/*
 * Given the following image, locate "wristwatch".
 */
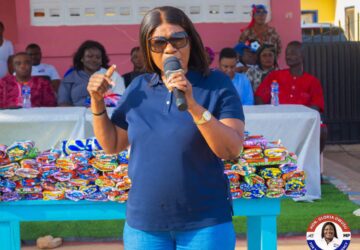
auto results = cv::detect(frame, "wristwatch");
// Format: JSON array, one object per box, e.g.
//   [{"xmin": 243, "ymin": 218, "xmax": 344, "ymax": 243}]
[{"xmin": 194, "ymin": 110, "xmax": 212, "ymax": 125}]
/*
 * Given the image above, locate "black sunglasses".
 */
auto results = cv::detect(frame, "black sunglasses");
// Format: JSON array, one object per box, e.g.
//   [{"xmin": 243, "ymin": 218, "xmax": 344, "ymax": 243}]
[{"xmin": 148, "ymin": 31, "xmax": 189, "ymax": 53}]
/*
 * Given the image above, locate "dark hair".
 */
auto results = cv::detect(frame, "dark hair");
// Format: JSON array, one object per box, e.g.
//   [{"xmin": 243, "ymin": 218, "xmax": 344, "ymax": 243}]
[
  {"xmin": 13, "ymin": 52, "xmax": 30, "ymax": 59},
  {"xmin": 205, "ymin": 46, "xmax": 215, "ymax": 64},
  {"xmin": 0, "ymin": 21, "xmax": 4, "ymax": 29},
  {"xmin": 256, "ymin": 44, "xmax": 278, "ymax": 70},
  {"xmin": 7, "ymin": 55, "xmax": 13, "ymax": 64},
  {"xmin": 139, "ymin": 6, "xmax": 209, "ymax": 75},
  {"xmin": 130, "ymin": 46, "xmax": 140, "ymax": 56},
  {"xmin": 26, "ymin": 43, "xmax": 41, "ymax": 50},
  {"xmin": 73, "ymin": 40, "xmax": 109, "ymax": 71},
  {"xmin": 287, "ymin": 41, "xmax": 302, "ymax": 50},
  {"xmin": 321, "ymin": 222, "xmax": 338, "ymax": 239},
  {"xmin": 219, "ymin": 47, "xmax": 237, "ymax": 61},
  {"xmin": 7, "ymin": 55, "xmax": 14, "ymax": 74}
]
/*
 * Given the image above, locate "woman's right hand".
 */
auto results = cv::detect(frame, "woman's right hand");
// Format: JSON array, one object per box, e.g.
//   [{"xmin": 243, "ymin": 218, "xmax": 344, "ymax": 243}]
[{"xmin": 87, "ymin": 74, "xmax": 113, "ymax": 102}]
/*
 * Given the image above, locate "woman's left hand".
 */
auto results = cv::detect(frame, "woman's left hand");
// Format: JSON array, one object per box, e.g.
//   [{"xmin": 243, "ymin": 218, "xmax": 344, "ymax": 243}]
[{"xmin": 166, "ymin": 72, "xmax": 197, "ymax": 110}]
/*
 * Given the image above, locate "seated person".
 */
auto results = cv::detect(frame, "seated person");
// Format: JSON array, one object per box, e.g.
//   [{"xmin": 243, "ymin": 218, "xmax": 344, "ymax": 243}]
[
  {"xmin": 219, "ymin": 47, "xmax": 254, "ymax": 105},
  {"xmin": 122, "ymin": 46, "xmax": 145, "ymax": 87},
  {"xmin": 58, "ymin": 40, "xmax": 125, "ymax": 106},
  {"xmin": 0, "ymin": 21, "xmax": 14, "ymax": 78},
  {"xmin": 255, "ymin": 41, "xmax": 327, "ymax": 154},
  {"xmin": 0, "ymin": 52, "xmax": 56, "ymax": 108},
  {"xmin": 255, "ymin": 41, "xmax": 324, "ymax": 112},
  {"xmin": 234, "ymin": 40, "xmax": 260, "ymax": 73},
  {"xmin": 246, "ymin": 44, "xmax": 278, "ymax": 92},
  {"xmin": 26, "ymin": 43, "xmax": 61, "ymax": 93},
  {"xmin": 63, "ymin": 66, "xmax": 74, "ymax": 78}
]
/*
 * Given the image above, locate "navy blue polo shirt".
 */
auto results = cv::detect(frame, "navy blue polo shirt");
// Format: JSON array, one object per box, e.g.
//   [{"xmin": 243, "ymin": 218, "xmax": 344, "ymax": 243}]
[{"xmin": 111, "ymin": 70, "xmax": 244, "ymax": 231}]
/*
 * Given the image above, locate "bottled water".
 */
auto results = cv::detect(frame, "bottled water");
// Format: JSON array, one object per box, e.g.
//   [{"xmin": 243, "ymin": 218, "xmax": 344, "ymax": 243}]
[
  {"xmin": 22, "ymin": 84, "xmax": 32, "ymax": 108},
  {"xmin": 271, "ymin": 80, "xmax": 279, "ymax": 106}
]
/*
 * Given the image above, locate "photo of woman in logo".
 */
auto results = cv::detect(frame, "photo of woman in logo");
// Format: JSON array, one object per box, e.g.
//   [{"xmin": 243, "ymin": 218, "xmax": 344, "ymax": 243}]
[{"xmin": 319, "ymin": 222, "xmax": 342, "ymax": 249}]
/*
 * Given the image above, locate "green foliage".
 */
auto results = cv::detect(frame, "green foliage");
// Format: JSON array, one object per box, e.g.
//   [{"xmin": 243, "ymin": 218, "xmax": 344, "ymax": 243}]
[
  {"xmin": 21, "ymin": 184, "xmax": 359, "ymax": 240},
  {"xmin": 234, "ymin": 184, "xmax": 360, "ymax": 234}
]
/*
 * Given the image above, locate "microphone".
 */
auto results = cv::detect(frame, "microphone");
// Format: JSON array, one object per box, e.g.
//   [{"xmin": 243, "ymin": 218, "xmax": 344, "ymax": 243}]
[{"xmin": 163, "ymin": 57, "xmax": 188, "ymax": 111}]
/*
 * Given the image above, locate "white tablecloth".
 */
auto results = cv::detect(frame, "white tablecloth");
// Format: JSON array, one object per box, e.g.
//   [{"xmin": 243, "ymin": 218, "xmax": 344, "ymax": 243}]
[
  {"xmin": 0, "ymin": 107, "xmax": 86, "ymax": 150},
  {"xmin": 0, "ymin": 105, "xmax": 320, "ymax": 199},
  {"xmin": 243, "ymin": 105, "xmax": 321, "ymax": 200}
]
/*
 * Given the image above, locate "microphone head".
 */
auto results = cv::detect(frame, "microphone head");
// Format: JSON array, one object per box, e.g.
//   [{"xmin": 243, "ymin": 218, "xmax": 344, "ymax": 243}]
[{"xmin": 164, "ymin": 56, "xmax": 182, "ymax": 74}]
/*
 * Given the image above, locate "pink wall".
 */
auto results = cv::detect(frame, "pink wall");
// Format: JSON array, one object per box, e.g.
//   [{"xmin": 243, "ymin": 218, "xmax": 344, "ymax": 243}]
[
  {"xmin": 0, "ymin": 0, "xmax": 18, "ymax": 43},
  {"xmin": 5, "ymin": 0, "xmax": 301, "ymax": 76}
]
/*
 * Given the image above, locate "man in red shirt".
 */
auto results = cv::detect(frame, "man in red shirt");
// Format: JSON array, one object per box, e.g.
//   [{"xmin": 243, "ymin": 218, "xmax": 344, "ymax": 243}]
[
  {"xmin": 255, "ymin": 41, "xmax": 324, "ymax": 112},
  {"xmin": 255, "ymin": 41, "xmax": 327, "ymax": 161},
  {"xmin": 0, "ymin": 52, "xmax": 56, "ymax": 108}
]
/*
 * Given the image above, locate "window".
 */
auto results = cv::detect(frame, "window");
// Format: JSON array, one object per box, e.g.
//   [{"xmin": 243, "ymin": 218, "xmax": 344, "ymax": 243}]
[
  {"xmin": 345, "ymin": 6, "xmax": 355, "ymax": 41},
  {"xmin": 30, "ymin": 0, "xmax": 271, "ymax": 26},
  {"xmin": 301, "ymin": 11, "xmax": 318, "ymax": 24}
]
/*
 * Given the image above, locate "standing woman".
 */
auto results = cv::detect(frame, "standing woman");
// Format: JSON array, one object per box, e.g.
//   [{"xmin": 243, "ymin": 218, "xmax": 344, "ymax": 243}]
[
  {"xmin": 239, "ymin": 4, "xmax": 282, "ymax": 57},
  {"xmin": 246, "ymin": 44, "xmax": 278, "ymax": 92},
  {"xmin": 88, "ymin": 6, "xmax": 244, "ymax": 250}
]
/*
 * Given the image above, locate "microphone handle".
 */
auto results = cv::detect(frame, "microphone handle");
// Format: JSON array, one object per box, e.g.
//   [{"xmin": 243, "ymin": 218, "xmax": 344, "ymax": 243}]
[{"xmin": 173, "ymin": 88, "xmax": 188, "ymax": 111}]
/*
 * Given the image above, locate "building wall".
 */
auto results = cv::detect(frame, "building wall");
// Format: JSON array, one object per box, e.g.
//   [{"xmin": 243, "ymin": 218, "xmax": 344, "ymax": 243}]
[
  {"xmin": 301, "ymin": 0, "xmax": 336, "ymax": 23},
  {"xmin": 0, "ymin": 0, "xmax": 18, "ymax": 43},
  {"xmin": 2, "ymin": 0, "xmax": 301, "ymax": 76},
  {"xmin": 335, "ymin": 0, "xmax": 360, "ymax": 41}
]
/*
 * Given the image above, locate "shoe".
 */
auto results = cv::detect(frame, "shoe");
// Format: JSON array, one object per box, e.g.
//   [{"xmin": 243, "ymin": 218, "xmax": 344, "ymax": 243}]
[{"xmin": 36, "ymin": 235, "xmax": 62, "ymax": 249}]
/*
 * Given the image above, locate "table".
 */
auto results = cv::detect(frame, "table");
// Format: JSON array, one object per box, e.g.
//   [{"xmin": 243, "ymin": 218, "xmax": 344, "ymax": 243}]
[
  {"xmin": 0, "ymin": 107, "xmax": 87, "ymax": 151},
  {"xmin": 0, "ymin": 198, "xmax": 280, "ymax": 250},
  {"xmin": 243, "ymin": 105, "xmax": 321, "ymax": 200},
  {"xmin": 0, "ymin": 105, "xmax": 320, "ymax": 199}
]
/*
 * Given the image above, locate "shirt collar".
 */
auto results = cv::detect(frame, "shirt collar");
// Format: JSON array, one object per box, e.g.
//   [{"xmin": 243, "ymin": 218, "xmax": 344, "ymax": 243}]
[{"xmin": 148, "ymin": 73, "xmax": 163, "ymax": 87}]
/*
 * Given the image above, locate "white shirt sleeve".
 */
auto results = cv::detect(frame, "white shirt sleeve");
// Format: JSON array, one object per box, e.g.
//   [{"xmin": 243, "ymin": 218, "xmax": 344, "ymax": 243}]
[
  {"xmin": 110, "ymin": 71, "xmax": 126, "ymax": 95},
  {"xmin": 96, "ymin": 68, "xmax": 126, "ymax": 95},
  {"xmin": 0, "ymin": 40, "xmax": 14, "ymax": 78},
  {"xmin": 48, "ymin": 64, "xmax": 60, "ymax": 80}
]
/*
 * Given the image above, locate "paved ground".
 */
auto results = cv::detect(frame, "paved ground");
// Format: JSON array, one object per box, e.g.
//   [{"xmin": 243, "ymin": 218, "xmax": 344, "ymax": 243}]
[
  {"xmin": 21, "ymin": 144, "xmax": 360, "ymax": 250},
  {"xmin": 22, "ymin": 236, "xmax": 360, "ymax": 250},
  {"xmin": 323, "ymin": 144, "xmax": 360, "ymax": 206},
  {"xmin": 324, "ymin": 144, "xmax": 360, "ymax": 175}
]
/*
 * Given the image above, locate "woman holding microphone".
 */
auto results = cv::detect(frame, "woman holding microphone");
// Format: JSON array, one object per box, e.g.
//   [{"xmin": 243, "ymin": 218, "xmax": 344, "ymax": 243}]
[{"xmin": 87, "ymin": 6, "xmax": 245, "ymax": 250}]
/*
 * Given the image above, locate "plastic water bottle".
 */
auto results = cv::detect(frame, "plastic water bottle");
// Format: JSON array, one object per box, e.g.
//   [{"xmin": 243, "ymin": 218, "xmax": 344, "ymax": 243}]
[
  {"xmin": 22, "ymin": 84, "xmax": 32, "ymax": 108},
  {"xmin": 271, "ymin": 80, "xmax": 279, "ymax": 106}
]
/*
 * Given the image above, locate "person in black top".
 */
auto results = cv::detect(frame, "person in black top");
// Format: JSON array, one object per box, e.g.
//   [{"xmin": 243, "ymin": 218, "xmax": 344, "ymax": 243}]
[{"xmin": 122, "ymin": 46, "xmax": 145, "ymax": 87}]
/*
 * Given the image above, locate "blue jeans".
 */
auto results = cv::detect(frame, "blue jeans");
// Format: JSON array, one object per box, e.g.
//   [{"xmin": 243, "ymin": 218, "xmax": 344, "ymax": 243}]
[{"xmin": 123, "ymin": 221, "xmax": 236, "ymax": 250}]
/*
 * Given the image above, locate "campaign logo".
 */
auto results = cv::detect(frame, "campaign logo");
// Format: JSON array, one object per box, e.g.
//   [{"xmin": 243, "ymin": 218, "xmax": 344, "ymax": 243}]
[{"xmin": 306, "ymin": 214, "xmax": 351, "ymax": 249}]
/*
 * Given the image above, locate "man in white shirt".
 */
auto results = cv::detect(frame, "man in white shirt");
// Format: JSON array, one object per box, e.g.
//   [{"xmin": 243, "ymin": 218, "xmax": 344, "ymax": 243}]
[
  {"xmin": 0, "ymin": 21, "xmax": 14, "ymax": 78},
  {"xmin": 26, "ymin": 43, "xmax": 60, "ymax": 93}
]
